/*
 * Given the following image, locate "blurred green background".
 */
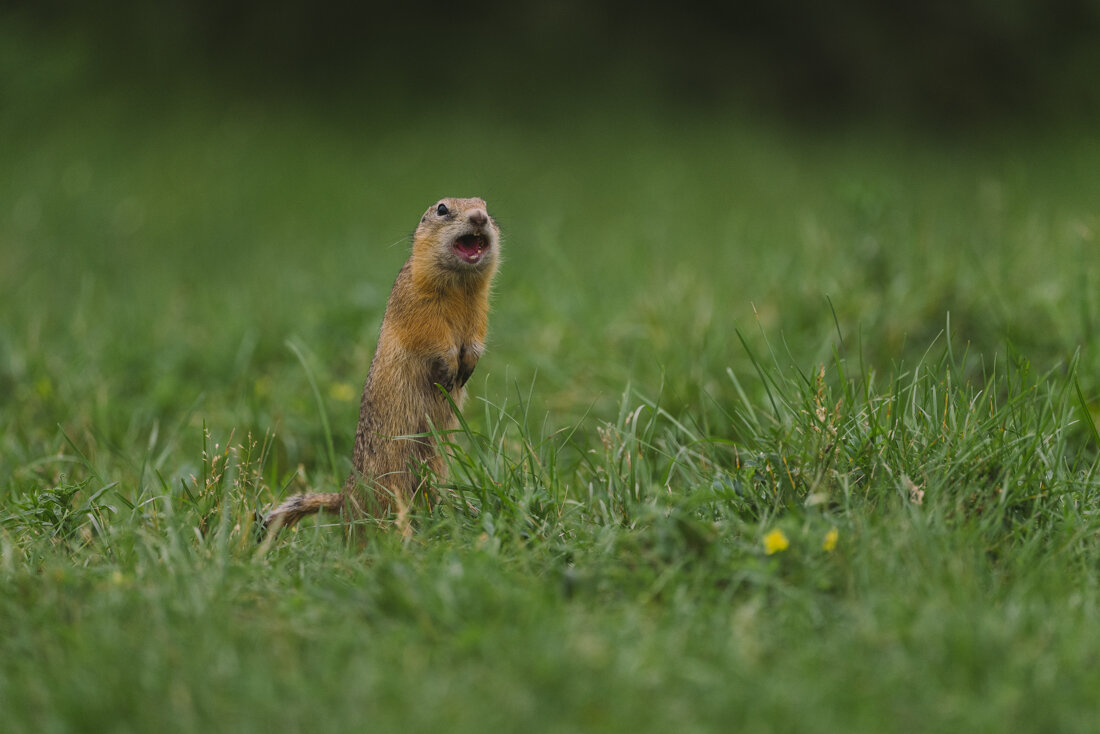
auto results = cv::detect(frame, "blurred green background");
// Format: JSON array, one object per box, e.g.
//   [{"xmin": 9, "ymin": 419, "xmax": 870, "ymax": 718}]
[
  {"xmin": 3, "ymin": 0, "xmax": 1099, "ymax": 480},
  {"xmin": 8, "ymin": 0, "xmax": 1100, "ymax": 123}
]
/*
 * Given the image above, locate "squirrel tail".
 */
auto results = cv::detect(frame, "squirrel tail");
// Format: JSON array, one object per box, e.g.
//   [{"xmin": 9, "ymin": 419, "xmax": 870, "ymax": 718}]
[{"xmin": 260, "ymin": 492, "xmax": 344, "ymax": 537}]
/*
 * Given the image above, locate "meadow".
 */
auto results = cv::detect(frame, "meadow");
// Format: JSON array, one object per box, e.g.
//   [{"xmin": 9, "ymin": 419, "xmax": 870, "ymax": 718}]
[{"xmin": 3, "ymin": 31, "xmax": 1100, "ymax": 732}]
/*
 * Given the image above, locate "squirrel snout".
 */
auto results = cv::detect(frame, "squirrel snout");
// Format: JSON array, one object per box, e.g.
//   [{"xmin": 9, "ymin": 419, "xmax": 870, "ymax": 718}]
[{"xmin": 467, "ymin": 209, "xmax": 489, "ymax": 228}]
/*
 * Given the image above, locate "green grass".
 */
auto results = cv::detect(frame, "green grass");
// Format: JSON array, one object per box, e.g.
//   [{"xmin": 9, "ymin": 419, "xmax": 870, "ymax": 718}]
[{"xmin": 3, "ymin": 30, "xmax": 1100, "ymax": 733}]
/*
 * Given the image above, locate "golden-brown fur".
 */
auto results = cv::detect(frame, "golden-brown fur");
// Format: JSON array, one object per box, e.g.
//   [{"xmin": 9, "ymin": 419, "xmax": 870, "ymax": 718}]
[{"xmin": 263, "ymin": 197, "xmax": 500, "ymax": 534}]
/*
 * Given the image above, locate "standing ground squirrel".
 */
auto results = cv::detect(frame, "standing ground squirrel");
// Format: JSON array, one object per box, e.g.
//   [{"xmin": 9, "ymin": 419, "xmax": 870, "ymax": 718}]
[{"xmin": 263, "ymin": 197, "xmax": 501, "ymax": 533}]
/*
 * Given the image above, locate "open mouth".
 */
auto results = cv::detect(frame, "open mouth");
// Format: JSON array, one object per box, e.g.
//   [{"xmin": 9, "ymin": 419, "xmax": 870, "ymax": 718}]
[{"xmin": 453, "ymin": 234, "xmax": 489, "ymax": 264}]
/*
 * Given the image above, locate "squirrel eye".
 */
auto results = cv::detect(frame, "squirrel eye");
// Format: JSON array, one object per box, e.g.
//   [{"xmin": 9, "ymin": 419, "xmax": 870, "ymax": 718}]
[{"xmin": 436, "ymin": 203, "xmax": 449, "ymax": 216}]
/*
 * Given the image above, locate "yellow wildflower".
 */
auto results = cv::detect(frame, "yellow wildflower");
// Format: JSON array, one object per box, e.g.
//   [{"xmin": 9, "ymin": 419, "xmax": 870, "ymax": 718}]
[
  {"xmin": 823, "ymin": 527, "xmax": 838, "ymax": 552},
  {"xmin": 763, "ymin": 529, "xmax": 789, "ymax": 555}
]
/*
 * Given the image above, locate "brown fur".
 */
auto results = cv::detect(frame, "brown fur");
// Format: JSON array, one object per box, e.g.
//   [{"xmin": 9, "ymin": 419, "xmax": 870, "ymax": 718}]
[{"xmin": 262, "ymin": 197, "xmax": 500, "ymax": 535}]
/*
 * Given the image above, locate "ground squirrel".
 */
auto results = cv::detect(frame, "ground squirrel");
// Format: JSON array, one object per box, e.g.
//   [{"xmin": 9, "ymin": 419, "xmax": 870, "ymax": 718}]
[{"xmin": 263, "ymin": 197, "xmax": 501, "ymax": 533}]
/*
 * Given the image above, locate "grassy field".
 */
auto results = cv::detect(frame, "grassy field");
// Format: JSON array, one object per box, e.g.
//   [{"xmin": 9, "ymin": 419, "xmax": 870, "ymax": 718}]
[{"xmin": 3, "ymin": 31, "xmax": 1100, "ymax": 732}]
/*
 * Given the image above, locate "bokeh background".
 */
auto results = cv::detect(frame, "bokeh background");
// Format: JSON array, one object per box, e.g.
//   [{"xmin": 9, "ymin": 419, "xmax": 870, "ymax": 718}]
[
  {"xmin": 9, "ymin": 0, "xmax": 1100, "ymax": 124},
  {"xmin": 3, "ymin": 1, "xmax": 1100, "ymax": 474}
]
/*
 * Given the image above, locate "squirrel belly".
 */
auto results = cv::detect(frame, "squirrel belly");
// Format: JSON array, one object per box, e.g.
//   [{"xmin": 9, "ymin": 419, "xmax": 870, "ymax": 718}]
[{"xmin": 262, "ymin": 197, "xmax": 501, "ymax": 536}]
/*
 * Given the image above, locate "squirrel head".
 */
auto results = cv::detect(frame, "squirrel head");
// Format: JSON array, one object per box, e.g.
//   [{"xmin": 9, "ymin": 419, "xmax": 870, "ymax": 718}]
[{"xmin": 412, "ymin": 197, "xmax": 501, "ymax": 280}]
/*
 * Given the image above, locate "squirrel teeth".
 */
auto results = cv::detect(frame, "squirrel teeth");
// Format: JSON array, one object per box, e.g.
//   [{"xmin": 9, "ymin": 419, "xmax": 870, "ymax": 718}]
[{"xmin": 453, "ymin": 234, "xmax": 488, "ymax": 262}]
